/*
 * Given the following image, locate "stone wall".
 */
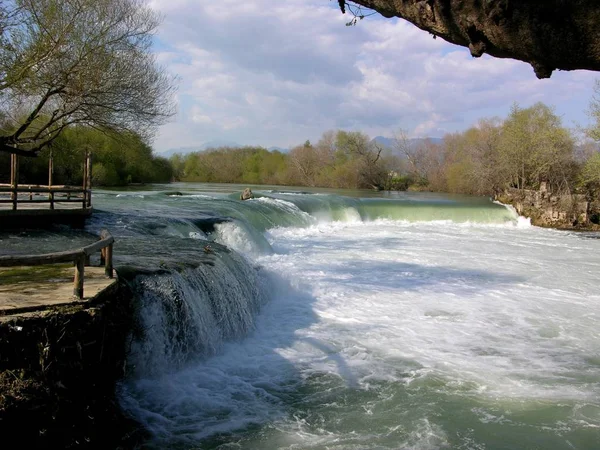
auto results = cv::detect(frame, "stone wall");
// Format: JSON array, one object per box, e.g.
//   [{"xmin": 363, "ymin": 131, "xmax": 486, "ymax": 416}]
[{"xmin": 496, "ymin": 185, "xmax": 600, "ymax": 229}]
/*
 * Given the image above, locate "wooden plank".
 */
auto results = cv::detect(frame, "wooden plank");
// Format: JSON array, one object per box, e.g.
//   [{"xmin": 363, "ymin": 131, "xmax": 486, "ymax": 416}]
[
  {"xmin": 83, "ymin": 236, "xmax": 114, "ymax": 256},
  {"xmin": 0, "ymin": 198, "xmax": 84, "ymax": 204},
  {"xmin": 0, "ymin": 249, "xmax": 82, "ymax": 267},
  {"xmin": 0, "ymin": 186, "xmax": 86, "ymax": 193},
  {"xmin": 0, "ymin": 184, "xmax": 68, "ymax": 188},
  {"xmin": 0, "ymin": 267, "xmax": 117, "ymax": 317}
]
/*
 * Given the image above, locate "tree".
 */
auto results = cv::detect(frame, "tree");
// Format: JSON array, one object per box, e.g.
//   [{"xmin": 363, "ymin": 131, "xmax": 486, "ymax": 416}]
[
  {"xmin": 443, "ymin": 118, "xmax": 503, "ymax": 195},
  {"xmin": 336, "ymin": 130, "xmax": 387, "ymax": 190},
  {"xmin": 587, "ymin": 79, "xmax": 600, "ymax": 143},
  {"xmin": 392, "ymin": 130, "xmax": 426, "ymax": 183},
  {"xmin": 288, "ymin": 143, "xmax": 319, "ymax": 186},
  {"xmin": 498, "ymin": 103, "xmax": 574, "ymax": 192},
  {"xmin": 577, "ymin": 80, "xmax": 600, "ymax": 197},
  {"xmin": 0, "ymin": 0, "xmax": 175, "ymax": 156},
  {"xmin": 579, "ymin": 152, "xmax": 600, "ymax": 187},
  {"xmin": 391, "ymin": 131, "xmax": 446, "ymax": 189}
]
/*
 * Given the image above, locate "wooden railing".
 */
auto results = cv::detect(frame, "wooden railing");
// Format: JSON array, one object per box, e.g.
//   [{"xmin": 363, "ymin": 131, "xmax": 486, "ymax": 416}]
[
  {"xmin": 0, "ymin": 151, "xmax": 92, "ymax": 210},
  {"xmin": 0, "ymin": 230, "xmax": 114, "ymax": 299},
  {"xmin": 0, "ymin": 184, "xmax": 91, "ymax": 210}
]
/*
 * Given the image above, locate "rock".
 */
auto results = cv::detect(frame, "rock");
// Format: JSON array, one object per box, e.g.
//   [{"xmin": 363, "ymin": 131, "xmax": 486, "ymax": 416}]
[
  {"xmin": 240, "ymin": 188, "xmax": 254, "ymax": 201},
  {"xmin": 499, "ymin": 187, "xmax": 600, "ymax": 230},
  {"xmin": 345, "ymin": 0, "xmax": 600, "ymax": 79}
]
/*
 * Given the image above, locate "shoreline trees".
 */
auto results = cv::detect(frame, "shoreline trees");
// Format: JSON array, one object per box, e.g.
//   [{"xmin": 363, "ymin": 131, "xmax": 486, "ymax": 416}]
[
  {"xmin": 0, "ymin": 0, "xmax": 175, "ymax": 156},
  {"xmin": 173, "ymin": 99, "xmax": 599, "ymax": 199}
]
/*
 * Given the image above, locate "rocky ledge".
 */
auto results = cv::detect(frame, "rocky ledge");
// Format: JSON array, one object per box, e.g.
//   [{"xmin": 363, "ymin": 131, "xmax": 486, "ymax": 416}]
[
  {"xmin": 496, "ymin": 186, "xmax": 600, "ymax": 230},
  {"xmin": 0, "ymin": 281, "xmax": 144, "ymax": 449},
  {"xmin": 344, "ymin": 0, "xmax": 600, "ymax": 78}
]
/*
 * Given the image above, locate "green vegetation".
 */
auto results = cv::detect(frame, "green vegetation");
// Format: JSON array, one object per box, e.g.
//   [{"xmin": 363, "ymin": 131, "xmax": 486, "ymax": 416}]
[
  {"xmin": 0, "ymin": 0, "xmax": 175, "ymax": 157},
  {"xmin": 428, "ymin": 103, "xmax": 579, "ymax": 196},
  {"xmin": 0, "ymin": 127, "xmax": 173, "ymax": 186},
  {"xmin": 172, "ymin": 147, "xmax": 287, "ymax": 185},
  {"xmin": 1, "ymin": 0, "xmax": 597, "ymax": 194},
  {"xmin": 0, "ymin": 264, "xmax": 72, "ymax": 287},
  {"xmin": 174, "ymin": 131, "xmax": 392, "ymax": 190},
  {"xmin": 172, "ymin": 99, "xmax": 599, "ymax": 199}
]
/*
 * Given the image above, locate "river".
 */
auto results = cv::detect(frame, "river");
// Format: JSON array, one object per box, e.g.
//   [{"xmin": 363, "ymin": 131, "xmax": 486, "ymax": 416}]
[{"xmin": 4, "ymin": 183, "xmax": 600, "ymax": 449}]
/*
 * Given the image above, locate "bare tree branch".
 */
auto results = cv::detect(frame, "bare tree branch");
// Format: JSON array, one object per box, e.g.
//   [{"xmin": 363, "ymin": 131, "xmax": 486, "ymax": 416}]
[{"xmin": 0, "ymin": 0, "xmax": 177, "ymax": 155}]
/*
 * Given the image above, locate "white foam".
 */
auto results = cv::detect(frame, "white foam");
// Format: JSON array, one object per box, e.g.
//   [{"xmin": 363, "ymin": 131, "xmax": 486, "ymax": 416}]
[
  {"xmin": 116, "ymin": 193, "xmax": 145, "ymax": 198},
  {"xmin": 494, "ymin": 200, "xmax": 532, "ymax": 228},
  {"xmin": 123, "ymin": 217, "xmax": 600, "ymax": 447},
  {"xmin": 213, "ymin": 221, "xmax": 272, "ymax": 258}
]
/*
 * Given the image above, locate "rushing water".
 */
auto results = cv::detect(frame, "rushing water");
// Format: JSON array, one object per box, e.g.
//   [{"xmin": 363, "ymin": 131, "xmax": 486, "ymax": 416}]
[{"xmin": 3, "ymin": 183, "xmax": 600, "ymax": 449}]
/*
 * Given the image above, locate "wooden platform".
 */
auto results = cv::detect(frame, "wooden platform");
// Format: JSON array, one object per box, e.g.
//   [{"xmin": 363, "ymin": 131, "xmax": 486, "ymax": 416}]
[
  {"xmin": 0, "ymin": 265, "xmax": 117, "ymax": 319},
  {"xmin": 0, "ymin": 203, "xmax": 92, "ymax": 228},
  {"xmin": 0, "ymin": 201, "xmax": 89, "ymax": 211},
  {"xmin": 1, "ymin": 149, "xmax": 93, "ymax": 228}
]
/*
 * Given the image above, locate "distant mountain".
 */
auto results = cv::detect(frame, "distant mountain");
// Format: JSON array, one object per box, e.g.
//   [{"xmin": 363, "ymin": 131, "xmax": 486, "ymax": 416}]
[
  {"xmin": 372, "ymin": 136, "xmax": 444, "ymax": 150},
  {"xmin": 158, "ymin": 140, "xmax": 240, "ymax": 158},
  {"xmin": 268, "ymin": 146, "xmax": 289, "ymax": 153}
]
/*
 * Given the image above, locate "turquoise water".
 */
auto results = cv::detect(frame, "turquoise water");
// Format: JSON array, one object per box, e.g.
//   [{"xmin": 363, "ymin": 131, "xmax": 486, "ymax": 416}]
[{"xmin": 2, "ymin": 183, "xmax": 599, "ymax": 449}]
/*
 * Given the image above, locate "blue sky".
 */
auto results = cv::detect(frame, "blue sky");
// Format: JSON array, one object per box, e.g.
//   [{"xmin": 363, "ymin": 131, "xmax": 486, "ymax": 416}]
[{"xmin": 149, "ymin": 0, "xmax": 598, "ymax": 153}]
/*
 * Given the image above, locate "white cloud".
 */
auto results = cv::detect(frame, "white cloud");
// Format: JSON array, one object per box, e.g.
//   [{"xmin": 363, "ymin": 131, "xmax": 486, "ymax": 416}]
[{"xmin": 150, "ymin": 0, "xmax": 598, "ymax": 152}]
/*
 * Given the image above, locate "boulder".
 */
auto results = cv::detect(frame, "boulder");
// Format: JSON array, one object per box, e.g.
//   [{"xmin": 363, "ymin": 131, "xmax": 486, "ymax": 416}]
[{"xmin": 240, "ymin": 188, "xmax": 254, "ymax": 201}]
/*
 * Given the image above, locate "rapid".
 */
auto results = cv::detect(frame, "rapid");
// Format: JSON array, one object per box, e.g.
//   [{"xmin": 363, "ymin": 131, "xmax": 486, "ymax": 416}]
[{"xmin": 8, "ymin": 183, "xmax": 600, "ymax": 449}]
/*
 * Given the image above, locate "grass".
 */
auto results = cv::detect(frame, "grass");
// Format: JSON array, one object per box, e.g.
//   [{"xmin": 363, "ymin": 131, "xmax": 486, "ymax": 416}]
[{"xmin": 0, "ymin": 264, "xmax": 73, "ymax": 286}]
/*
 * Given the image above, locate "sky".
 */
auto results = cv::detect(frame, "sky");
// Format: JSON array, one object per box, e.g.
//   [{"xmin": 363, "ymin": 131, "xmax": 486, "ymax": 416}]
[{"xmin": 149, "ymin": 0, "xmax": 599, "ymax": 153}]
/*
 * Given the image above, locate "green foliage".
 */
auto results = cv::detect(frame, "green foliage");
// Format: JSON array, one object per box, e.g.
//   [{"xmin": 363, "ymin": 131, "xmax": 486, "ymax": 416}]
[
  {"xmin": 579, "ymin": 152, "xmax": 600, "ymax": 187},
  {"xmin": 498, "ymin": 103, "xmax": 574, "ymax": 191},
  {"xmin": 177, "ymin": 146, "xmax": 288, "ymax": 185},
  {"xmin": 1, "ymin": 125, "xmax": 173, "ymax": 186},
  {"xmin": 176, "ymin": 131, "xmax": 391, "ymax": 190},
  {"xmin": 587, "ymin": 80, "xmax": 600, "ymax": 142},
  {"xmin": 0, "ymin": 0, "xmax": 175, "ymax": 154},
  {"xmin": 410, "ymin": 103, "xmax": 578, "ymax": 196}
]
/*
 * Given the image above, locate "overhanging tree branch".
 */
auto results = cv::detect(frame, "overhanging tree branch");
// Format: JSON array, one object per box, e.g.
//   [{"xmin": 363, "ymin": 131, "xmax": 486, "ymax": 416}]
[
  {"xmin": 0, "ymin": 0, "xmax": 177, "ymax": 155},
  {"xmin": 337, "ymin": 0, "xmax": 600, "ymax": 78}
]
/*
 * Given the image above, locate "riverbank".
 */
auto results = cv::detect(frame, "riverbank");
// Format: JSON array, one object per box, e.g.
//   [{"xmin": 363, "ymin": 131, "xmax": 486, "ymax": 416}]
[
  {"xmin": 495, "ymin": 187, "xmax": 600, "ymax": 231},
  {"xmin": 0, "ymin": 278, "xmax": 144, "ymax": 449}
]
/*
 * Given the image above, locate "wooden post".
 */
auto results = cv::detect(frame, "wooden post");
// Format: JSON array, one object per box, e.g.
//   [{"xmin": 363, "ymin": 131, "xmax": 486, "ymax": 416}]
[
  {"xmin": 100, "ymin": 229, "xmax": 114, "ymax": 278},
  {"xmin": 73, "ymin": 254, "xmax": 85, "ymax": 299},
  {"xmin": 86, "ymin": 151, "xmax": 92, "ymax": 208},
  {"xmin": 49, "ymin": 151, "xmax": 54, "ymax": 209},
  {"xmin": 104, "ymin": 243, "xmax": 113, "ymax": 278},
  {"xmin": 82, "ymin": 151, "xmax": 88, "ymax": 209},
  {"xmin": 10, "ymin": 154, "xmax": 18, "ymax": 210}
]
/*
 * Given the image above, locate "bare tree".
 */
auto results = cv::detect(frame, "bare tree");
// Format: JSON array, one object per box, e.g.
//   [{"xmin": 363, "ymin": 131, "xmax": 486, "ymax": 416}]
[
  {"xmin": 336, "ymin": 130, "xmax": 386, "ymax": 190},
  {"xmin": 586, "ymin": 79, "xmax": 600, "ymax": 143},
  {"xmin": 288, "ymin": 142, "xmax": 320, "ymax": 186},
  {"xmin": 0, "ymin": 0, "xmax": 176, "ymax": 156}
]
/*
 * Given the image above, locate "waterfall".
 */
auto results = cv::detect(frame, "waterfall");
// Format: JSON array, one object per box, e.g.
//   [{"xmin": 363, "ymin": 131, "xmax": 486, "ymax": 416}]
[{"xmin": 126, "ymin": 247, "xmax": 270, "ymax": 378}]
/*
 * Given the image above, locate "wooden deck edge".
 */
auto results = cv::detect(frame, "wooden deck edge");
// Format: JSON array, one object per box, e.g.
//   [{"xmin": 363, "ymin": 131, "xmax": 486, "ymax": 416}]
[
  {"xmin": 0, "ymin": 207, "xmax": 93, "ymax": 229},
  {"xmin": 0, "ymin": 207, "xmax": 93, "ymax": 217},
  {"xmin": 0, "ymin": 276, "xmax": 119, "ymax": 319}
]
